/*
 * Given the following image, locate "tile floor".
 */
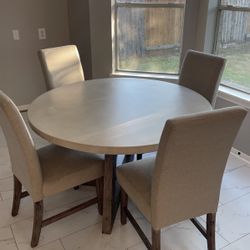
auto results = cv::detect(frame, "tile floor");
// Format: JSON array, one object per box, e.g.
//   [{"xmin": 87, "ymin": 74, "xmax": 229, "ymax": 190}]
[{"xmin": 0, "ymin": 113, "xmax": 250, "ymax": 250}]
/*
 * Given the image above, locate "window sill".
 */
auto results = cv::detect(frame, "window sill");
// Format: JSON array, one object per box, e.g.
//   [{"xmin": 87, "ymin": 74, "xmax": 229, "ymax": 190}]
[
  {"xmin": 111, "ymin": 71, "xmax": 179, "ymax": 83},
  {"xmin": 111, "ymin": 71, "xmax": 250, "ymax": 109},
  {"xmin": 218, "ymin": 86, "xmax": 250, "ymax": 109}
]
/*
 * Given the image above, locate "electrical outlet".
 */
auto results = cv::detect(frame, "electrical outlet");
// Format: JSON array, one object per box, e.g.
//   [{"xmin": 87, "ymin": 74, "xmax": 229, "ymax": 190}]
[
  {"xmin": 12, "ymin": 29, "xmax": 20, "ymax": 40},
  {"xmin": 38, "ymin": 28, "xmax": 46, "ymax": 40}
]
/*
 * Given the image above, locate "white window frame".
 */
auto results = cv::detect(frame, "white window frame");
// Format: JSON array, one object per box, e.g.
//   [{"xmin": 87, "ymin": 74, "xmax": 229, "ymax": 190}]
[
  {"xmin": 112, "ymin": 1, "xmax": 185, "ymax": 75},
  {"xmin": 213, "ymin": 2, "xmax": 250, "ymax": 94}
]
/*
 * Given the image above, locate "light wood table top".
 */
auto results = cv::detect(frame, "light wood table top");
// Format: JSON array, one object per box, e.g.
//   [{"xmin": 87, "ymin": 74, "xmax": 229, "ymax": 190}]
[
  {"xmin": 28, "ymin": 78, "xmax": 212, "ymax": 155},
  {"xmin": 28, "ymin": 77, "xmax": 212, "ymax": 234}
]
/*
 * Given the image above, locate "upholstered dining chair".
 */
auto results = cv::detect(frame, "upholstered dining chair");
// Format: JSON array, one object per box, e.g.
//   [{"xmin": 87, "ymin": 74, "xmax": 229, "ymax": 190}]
[
  {"xmin": 117, "ymin": 107, "xmax": 246, "ymax": 250},
  {"xmin": 179, "ymin": 50, "xmax": 226, "ymax": 107},
  {"xmin": 38, "ymin": 45, "xmax": 85, "ymax": 90},
  {"xmin": 0, "ymin": 90, "xmax": 103, "ymax": 248},
  {"xmin": 136, "ymin": 50, "xmax": 226, "ymax": 161}
]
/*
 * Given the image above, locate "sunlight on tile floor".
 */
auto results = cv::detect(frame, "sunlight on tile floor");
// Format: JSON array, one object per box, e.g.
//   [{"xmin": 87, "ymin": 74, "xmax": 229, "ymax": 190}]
[{"xmin": 0, "ymin": 115, "xmax": 249, "ymax": 250}]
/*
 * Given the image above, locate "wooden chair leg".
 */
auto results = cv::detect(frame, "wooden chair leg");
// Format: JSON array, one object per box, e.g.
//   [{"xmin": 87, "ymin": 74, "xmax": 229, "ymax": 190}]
[
  {"xmin": 121, "ymin": 188, "xmax": 128, "ymax": 225},
  {"xmin": 207, "ymin": 213, "xmax": 216, "ymax": 250},
  {"xmin": 11, "ymin": 175, "xmax": 22, "ymax": 216},
  {"xmin": 31, "ymin": 201, "xmax": 43, "ymax": 248},
  {"xmin": 152, "ymin": 228, "xmax": 161, "ymax": 250},
  {"xmin": 96, "ymin": 178, "xmax": 103, "ymax": 215}
]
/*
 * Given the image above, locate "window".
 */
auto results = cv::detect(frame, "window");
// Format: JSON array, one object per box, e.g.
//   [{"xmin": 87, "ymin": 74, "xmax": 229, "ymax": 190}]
[
  {"xmin": 113, "ymin": 0, "xmax": 186, "ymax": 75},
  {"xmin": 214, "ymin": 0, "xmax": 250, "ymax": 93}
]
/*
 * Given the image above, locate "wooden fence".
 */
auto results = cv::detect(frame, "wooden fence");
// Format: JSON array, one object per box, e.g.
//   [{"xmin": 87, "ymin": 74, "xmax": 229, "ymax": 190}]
[
  {"xmin": 220, "ymin": 0, "xmax": 250, "ymax": 44},
  {"xmin": 117, "ymin": 0, "xmax": 250, "ymax": 59},
  {"xmin": 117, "ymin": 6, "xmax": 184, "ymax": 58}
]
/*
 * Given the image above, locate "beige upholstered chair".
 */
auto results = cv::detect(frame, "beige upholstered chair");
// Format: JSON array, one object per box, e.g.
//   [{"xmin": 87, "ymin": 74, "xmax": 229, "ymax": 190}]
[
  {"xmin": 179, "ymin": 50, "xmax": 226, "ymax": 107},
  {"xmin": 0, "ymin": 90, "xmax": 103, "ymax": 247},
  {"xmin": 136, "ymin": 50, "xmax": 225, "ymax": 161},
  {"xmin": 117, "ymin": 107, "xmax": 246, "ymax": 250},
  {"xmin": 38, "ymin": 45, "xmax": 85, "ymax": 90}
]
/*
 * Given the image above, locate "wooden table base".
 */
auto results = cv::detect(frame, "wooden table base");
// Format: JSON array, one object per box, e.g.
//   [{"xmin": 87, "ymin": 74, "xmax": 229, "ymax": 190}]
[
  {"xmin": 102, "ymin": 155, "xmax": 117, "ymax": 234},
  {"xmin": 102, "ymin": 154, "xmax": 135, "ymax": 234}
]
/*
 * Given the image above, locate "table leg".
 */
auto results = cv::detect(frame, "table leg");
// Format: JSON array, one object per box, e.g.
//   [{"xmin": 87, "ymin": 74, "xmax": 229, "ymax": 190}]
[
  {"xmin": 102, "ymin": 154, "xmax": 135, "ymax": 234},
  {"xmin": 102, "ymin": 154, "xmax": 117, "ymax": 234}
]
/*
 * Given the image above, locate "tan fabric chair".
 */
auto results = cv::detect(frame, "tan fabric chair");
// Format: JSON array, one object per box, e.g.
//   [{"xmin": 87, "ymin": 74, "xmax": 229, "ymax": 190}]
[
  {"xmin": 38, "ymin": 45, "xmax": 85, "ymax": 90},
  {"xmin": 136, "ymin": 50, "xmax": 225, "ymax": 161},
  {"xmin": 179, "ymin": 50, "xmax": 226, "ymax": 107},
  {"xmin": 117, "ymin": 107, "xmax": 247, "ymax": 250},
  {"xmin": 0, "ymin": 90, "xmax": 104, "ymax": 247}
]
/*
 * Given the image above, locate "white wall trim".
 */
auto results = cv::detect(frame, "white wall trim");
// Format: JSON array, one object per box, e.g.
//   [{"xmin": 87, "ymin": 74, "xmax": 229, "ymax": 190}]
[
  {"xmin": 231, "ymin": 147, "xmax": 250, "ymax": 164},
  {"xmin": 111, "ymin": 71, "xmax": 179, "ymax": 83},
  {"xmin": 112, "ymin": 72, "xmax": 250, "ymax": 108},
  {"xmin": 218, "ymin": 86, "xmax": 250, "ymax": 109},
  {"xmin": 18, "ymin": 104, "xmax": 29, "ymax": 113}
]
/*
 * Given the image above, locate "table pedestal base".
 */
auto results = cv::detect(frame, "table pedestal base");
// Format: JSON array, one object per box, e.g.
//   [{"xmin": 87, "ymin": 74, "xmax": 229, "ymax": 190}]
[{"xmin": 102, "ymin": 154, "xmax": 135, "ymax": 234}]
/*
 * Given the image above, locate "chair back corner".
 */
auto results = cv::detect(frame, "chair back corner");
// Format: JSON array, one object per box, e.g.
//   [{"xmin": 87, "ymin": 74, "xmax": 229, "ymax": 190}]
[
  {"xmin": 179, "ymin": 50, "xmax": 226, "ymax": 106},
  {"xmin": 151, "ymin": 106, "xmax": 247, "ymax": 228},
  {"xmin": 0, "ymin": 90, "xmax": 43, "ymax": 200},
  {"xmin": 38, "ymin": 45, "xmax": 85, "ymax": 90}
]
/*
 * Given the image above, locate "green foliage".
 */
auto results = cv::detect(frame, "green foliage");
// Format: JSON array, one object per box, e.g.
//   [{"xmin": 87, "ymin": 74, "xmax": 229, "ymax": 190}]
[
  {"xmin": 119, "ymin": 44, "xmax": 250, "ymax": 93},
  {"xmin": 218, "ymin": 43, "xmax": 250, "ymax": 92}
]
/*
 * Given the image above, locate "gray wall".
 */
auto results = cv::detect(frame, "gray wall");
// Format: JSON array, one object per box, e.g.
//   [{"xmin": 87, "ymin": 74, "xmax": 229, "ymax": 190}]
[
  {"xmin": 215, "ymin": 98, "xmax": 250, "ymax": 155},
  {"xmin": 68, "ymin": 0, "xmax": 92, "ymax": 80},
  {"xmin": 89, "ymin": 0, "xmax": 112, "ymax": 79},
  {"xmin": 0, "ymin": 0, "xmax": 70, "ymax": 105}
]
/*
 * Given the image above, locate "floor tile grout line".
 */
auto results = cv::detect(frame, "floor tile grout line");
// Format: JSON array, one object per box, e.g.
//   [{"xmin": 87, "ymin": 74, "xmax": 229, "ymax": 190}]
[
  {"xmin": 0, "ymin": 175, "xmax": 13, "ymax": 181},
  {"xmin": 199, "ymin": 210, "xmax": 250, "ymax": 249},
  {"xmin": 40, "ymin": 239, "xmax": 67, "ymax": 250},
  {"xmin": 125, "ymin": 239, "xmax": 144, "ymax": 250},
  {"xmin": 0, "ymin": 190, "xmax": 13, "ymax": 197},
  {"xmin": 7, "ymin": 209, "xmax": 102, "ymax": 249},
  {"xmin": 219, "ymin": 189, "xmax": 250, "ymax": 208},
  {"xmin": 10, "ymin": 224, "xmax": 20, "ymax": 250},
  {"xmin": 219, "ymin": 242, "xmax": 231, "ymax": 250},
  {"xmin": 60, "ymin": 228, "xmax": 133, "ymax": 250},
  {"xmin": 59, "ymin": 238, "xmax": 67, "ymax": 250},
  {"xmin": 216, "ymin": 230, "xmax": 231, "ymax": 245},
  {"xmin": 43, "ymin": 193, "xmax": 97, "ymax": 213},
  {"xmin": 59, "ymin": 221, "xmax": 102, "ymax": 244},
  {"xmin": 198, "ymin": 217, "xmax": 233, "ymax": 245},
  {"xmin": 224, "ymin": 164, "xmax": 248, "ymax": 174},
  {"xmin": 220, "ymin": 232, "xmax": 250, "ymax": 249},
  {"xmin": 7, "ymin": 215, "xmax": 34, "ymax": 228},
  {"xmin": 2, "ymin": 196, "xmax": 97, "ymax": 229}
]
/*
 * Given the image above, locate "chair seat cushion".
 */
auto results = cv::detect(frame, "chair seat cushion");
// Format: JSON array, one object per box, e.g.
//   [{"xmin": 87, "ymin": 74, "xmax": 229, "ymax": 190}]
[
  {"xmin": 38, "ymin": 145, "xmax": 104, "ymax": 197},
  {"xmin": 116, "ymin": 157, "xmax": 155, "ymax": 221}
]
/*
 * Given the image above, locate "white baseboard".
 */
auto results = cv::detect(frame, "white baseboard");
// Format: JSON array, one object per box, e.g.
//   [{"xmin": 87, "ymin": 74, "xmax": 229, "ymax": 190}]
[
  {"xmin": 18, "ymin": 104, "xmax": 29, "ymax": 113},
  {"xmin": 231, "ymin": 147, "xmax": 250, "ymax": 164}
]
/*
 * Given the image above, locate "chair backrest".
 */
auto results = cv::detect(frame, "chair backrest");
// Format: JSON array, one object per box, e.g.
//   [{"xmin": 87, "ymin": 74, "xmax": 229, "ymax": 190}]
[
  {"xmin": 179, "ymin": 50, "xmax": 226, "ymax": 107},
  {"xmin": 0, "ymin": 91, "xmax": 43, "ymax": 201},
  {"xmin": 38, "ymin": 45, "xmax": 85, "ymax": 90},
  {"xmin": 151, "ymin": 107, "xmax": 247, "ymax": 230}
]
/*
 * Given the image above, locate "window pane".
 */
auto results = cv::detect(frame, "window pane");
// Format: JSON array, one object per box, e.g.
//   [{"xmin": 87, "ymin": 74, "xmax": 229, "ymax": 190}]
[
  {"xmin": 116, "ymin": 6, "xmax": 184, "ymax": 74},
  {"xmin": 216, "ymin": 10, "xmax": 250, "ymax": 93},
  {"xmin": 221, "ymin": 0, "xmax": 250, "ymax": 7}
]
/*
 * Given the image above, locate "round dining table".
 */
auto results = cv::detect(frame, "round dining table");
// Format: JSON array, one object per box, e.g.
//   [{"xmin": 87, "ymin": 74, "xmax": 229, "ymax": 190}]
[{"xmin": 28, "ymin": 77, "xmax": 212, "ymax": 234}]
